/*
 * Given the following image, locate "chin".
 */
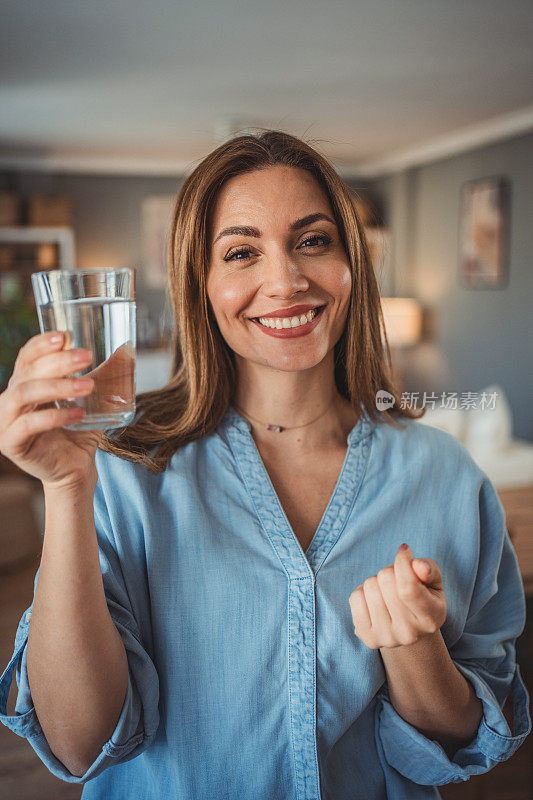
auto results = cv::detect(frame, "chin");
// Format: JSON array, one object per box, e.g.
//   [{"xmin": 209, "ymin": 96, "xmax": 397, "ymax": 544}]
[{"xmin": 246, "ymin": 349, "xmax": 328, "ymax": 373}]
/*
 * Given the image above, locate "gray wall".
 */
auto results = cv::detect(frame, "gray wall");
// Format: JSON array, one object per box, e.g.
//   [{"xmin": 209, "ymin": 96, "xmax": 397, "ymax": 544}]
[{"xmin": 367, "ymin": 131, "xmax": 533, "ymax": 441}]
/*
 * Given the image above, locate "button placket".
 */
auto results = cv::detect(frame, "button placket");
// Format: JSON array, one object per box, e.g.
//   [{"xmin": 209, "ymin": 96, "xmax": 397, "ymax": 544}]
[
  {"xmin": 218, "ymin": 404, "xmax": 375, "ymax": 800},
  {"xmin": 288, "ymin": 575, "xmax": 322, "ymax": 800}
]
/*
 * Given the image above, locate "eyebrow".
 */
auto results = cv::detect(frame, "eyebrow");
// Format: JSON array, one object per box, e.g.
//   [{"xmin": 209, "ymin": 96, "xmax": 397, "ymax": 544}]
[{"xmin": 212, "ymin": 212, "xmax": 336, "ymax": 245}]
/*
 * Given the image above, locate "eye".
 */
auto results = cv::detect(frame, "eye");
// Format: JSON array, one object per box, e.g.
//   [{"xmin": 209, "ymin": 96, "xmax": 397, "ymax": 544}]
[
  {"xmin": 223, "ymin": 234, "xmax": 331, "ymax": 262},
  {"xmin": 299, "ymin": 234, "xmax": 331, "ymax": 250},
  {"xmin": 223, "ymin": 247, "xmax": 253, "ymax": 262}
]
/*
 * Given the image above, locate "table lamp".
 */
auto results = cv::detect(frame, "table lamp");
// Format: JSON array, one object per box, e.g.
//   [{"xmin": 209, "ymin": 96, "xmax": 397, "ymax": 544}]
[{"xmin": 380, "ymin": 297, "xmax": 423, "ymax": 389}]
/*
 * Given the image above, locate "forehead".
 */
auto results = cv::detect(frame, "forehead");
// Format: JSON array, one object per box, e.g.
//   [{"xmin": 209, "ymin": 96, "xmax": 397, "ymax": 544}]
[{"xmin": 209, "ymin": 165, "xmax": 331, "ymax": 233}]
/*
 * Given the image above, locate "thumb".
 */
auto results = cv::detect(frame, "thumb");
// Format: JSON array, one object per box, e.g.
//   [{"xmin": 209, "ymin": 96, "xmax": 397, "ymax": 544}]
[{"xmin": 411, "ymin": 558, "xmax": 442, "ymax": 589}]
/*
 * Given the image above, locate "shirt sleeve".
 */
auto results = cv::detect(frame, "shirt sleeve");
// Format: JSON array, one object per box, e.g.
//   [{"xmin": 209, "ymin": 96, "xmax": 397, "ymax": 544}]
[
  {"xmin": 376, "ymin": 473, "xmax": 532, "ymax": 787},
  {"xmin": 0, "ymin": 456, "xmax": 160, "ymax": 783}
]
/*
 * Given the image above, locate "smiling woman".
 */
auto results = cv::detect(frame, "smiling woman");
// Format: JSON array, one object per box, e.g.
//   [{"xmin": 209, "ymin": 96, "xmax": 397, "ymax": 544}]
[{"xmin": 1, "ymin": 130, "xmax": 529, "ymax": 800}]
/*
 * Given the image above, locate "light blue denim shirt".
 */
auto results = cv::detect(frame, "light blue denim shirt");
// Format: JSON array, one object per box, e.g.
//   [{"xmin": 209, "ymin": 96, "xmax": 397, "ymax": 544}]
[{"xmin": 1, "ymin": 404, "xmax": 531, "ymax": 799}]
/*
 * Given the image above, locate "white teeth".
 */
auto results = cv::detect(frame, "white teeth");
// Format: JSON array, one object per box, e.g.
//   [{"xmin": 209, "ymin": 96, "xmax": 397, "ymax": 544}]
[{"xmin": 257, "ymin": 308, "xmax": 320, "ymax": 329}]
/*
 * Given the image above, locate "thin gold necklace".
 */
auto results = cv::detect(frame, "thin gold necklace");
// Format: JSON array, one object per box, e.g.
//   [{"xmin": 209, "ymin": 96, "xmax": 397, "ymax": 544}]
[{"xmin": 232, "ymin": 397, "xmax": 335, "ymax": 433}]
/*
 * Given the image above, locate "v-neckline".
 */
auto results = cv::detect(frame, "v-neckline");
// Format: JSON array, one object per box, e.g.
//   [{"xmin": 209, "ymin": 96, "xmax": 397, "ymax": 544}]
[{"xmin": 219, "ymin": 404, "xmax": 374, "ymax": 578}]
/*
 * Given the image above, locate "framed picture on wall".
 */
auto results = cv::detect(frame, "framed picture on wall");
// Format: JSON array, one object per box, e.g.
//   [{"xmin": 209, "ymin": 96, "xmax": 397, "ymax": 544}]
[{"xmin": 459, "ymin": 175, "xmax": 510, "ymax": 289}]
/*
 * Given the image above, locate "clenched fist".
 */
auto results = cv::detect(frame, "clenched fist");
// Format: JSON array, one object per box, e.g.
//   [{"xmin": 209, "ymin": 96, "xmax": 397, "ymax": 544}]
[{"xmin": 348, "ymin": 543, "xmax": 447, "ymax": 649}]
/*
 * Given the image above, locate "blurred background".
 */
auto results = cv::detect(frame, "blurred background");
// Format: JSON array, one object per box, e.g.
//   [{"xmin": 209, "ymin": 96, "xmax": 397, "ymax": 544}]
[{"xmin": 0, "ymin": 1, "xmax": 532, "ymax": 798}]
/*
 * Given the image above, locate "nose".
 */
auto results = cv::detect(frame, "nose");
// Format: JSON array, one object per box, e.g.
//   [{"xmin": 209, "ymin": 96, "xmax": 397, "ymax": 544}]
[{"xmin": 260, "ymin": 250, "xmax": 309, "ymax": 297}]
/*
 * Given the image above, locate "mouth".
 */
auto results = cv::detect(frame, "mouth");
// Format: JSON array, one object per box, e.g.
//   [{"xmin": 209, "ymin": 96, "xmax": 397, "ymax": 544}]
[{"xmin": 249, "ymin": 304, "xmax": 327, "ymax": 335}]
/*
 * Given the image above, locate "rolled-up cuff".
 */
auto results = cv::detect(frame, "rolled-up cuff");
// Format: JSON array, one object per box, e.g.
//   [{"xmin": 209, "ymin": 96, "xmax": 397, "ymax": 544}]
[
  {"xmin": 451, "ymin": 661, "xmax": 531, "ymax": 768},
  {"xmin": 0, "ymin": 614, "xmax": 158, "ymax": 783},
  {"xmin": 376, "ymin": 663, "xmax": 531, "ymax": 785}
]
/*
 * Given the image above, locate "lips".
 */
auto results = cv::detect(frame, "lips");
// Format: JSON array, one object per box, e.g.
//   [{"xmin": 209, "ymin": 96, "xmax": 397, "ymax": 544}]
[
  {"xmin": 250, "ymin": 304, "xmax": 326, "ymax": 338},
  {"xmin": 250, "ymin": 304, "xmax": 326, "ymax": 321}
]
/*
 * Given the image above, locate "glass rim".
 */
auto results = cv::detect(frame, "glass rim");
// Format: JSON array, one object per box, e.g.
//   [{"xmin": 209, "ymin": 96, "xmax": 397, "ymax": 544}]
[{"xmin": 32, "ymin": 267, "xmax": 134, "ymax": 279}]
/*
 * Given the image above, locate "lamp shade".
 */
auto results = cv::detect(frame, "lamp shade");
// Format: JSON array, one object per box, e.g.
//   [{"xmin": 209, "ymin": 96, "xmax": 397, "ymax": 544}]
[{"xmin": 380, "ymin": 297, "xmax": 422, "ymax": 347}]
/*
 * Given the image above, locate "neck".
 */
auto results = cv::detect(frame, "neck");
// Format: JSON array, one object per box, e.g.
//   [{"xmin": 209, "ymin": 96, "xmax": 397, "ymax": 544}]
[{"xmin": 233, "ymin": 354, "xmax": 358, "ymax": 453}]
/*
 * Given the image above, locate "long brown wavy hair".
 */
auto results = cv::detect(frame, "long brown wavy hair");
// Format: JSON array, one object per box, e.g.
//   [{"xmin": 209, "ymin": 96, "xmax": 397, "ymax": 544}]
[{"xmin": 98, "ymin": 129, "xmax": 424, "ymax": 474}]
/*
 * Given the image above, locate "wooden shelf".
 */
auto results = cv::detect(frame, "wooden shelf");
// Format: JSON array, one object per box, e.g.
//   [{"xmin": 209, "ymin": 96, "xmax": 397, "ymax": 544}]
[
  {"xmin": 0, "ymin": 226, "xmax": 75, "ymax": 270},
  {"xmin": 498, "ymin": 484, "xmax": 533, "ymax": 596}
]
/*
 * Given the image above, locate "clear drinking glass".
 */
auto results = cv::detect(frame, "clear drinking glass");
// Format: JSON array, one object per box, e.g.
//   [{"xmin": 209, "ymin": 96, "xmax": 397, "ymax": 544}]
[{"xmin": 31, "ymin": 268, "xmax": 136, "ymax": 431}]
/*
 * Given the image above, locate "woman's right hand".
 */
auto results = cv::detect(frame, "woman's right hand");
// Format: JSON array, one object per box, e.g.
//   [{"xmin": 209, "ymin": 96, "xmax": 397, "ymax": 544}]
[{"xmin": 0, "ymin": 331, "xmax": 104, "ymax": 491}]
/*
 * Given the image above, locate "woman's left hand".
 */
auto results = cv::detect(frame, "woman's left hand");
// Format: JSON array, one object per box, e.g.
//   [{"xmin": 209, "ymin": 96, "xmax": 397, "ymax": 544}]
[{"xmin": 348, "ymin": 543, "xmax": 447, "ymax": 649}]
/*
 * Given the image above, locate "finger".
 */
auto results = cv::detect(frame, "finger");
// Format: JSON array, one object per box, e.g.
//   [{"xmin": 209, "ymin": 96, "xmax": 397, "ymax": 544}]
[
  {"xmin": 12, "ymin": 332, "xmax": 66, "ymax": 376},
  {"xmin": 411, "ymin": 558, "xmax": 443, "ymax": 590},
  {"xmin": 22, "ymin": 348, "xmax": 94, "ymax": 382},
  {"xmin": 376, "ymin": 567, "xmax": 401, "ymax": 619},
  {"xmin": 3, "ymin": 406, "xmax": 87, "ymax": 455},
  {"xmin": 394, "ymin": 544, "xmax": 440, "ymax": 628},
  {"xmin": 5, "ymin": 377, "xmax": 94, "ymax": 420},
  {"xmin": 377, "ymin": 566, "xmax": 419, "ymax": 645},
  {"xmin": 363, "ymin": 576, "xmax": 394, "ymax": 645},
  {"xmin": 349, "ymin": 587, "xmax": 372, "ymax": 638},
  {"xmin": 394, "ymin": 543, "xmax": 424, "ymax": 600}
]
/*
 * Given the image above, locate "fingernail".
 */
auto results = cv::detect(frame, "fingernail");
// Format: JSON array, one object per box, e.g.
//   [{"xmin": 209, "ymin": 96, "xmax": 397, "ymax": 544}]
[
  {"xmin": 399, "ymin": 543, "xmax": 408, "ymax": 551},
  {"xmin": 417, "ymin": 559, "xmax": 431, "ymax": 569},
  {"xmin": 49, "ymin": 333, "xmax": 63, "ymax": 344}
]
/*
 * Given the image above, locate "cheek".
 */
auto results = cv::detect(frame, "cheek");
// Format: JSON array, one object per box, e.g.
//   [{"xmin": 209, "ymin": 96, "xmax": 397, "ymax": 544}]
[
  {"xmin": 208, "ymin": 274, "xmax": 252, "ymax": 324},
  {"xmin": 338, "ymin": 263, "xmax": 353, "ymax": 295},
  {"xmin": 322, "ymin": 261, "xmax": 352, "ymax": 302}
]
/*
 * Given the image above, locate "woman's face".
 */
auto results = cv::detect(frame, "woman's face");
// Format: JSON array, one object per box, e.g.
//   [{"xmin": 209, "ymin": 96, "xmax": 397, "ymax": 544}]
[{"xmin": 206, "ymin": 164, "xmax": 352, "ymax": 374}]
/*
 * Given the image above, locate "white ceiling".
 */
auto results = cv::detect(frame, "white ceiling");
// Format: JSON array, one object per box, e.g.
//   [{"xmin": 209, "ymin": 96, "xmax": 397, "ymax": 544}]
[{"xmin": 1, "ymin": 0, "xmax": 532, "ymax": 177}]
